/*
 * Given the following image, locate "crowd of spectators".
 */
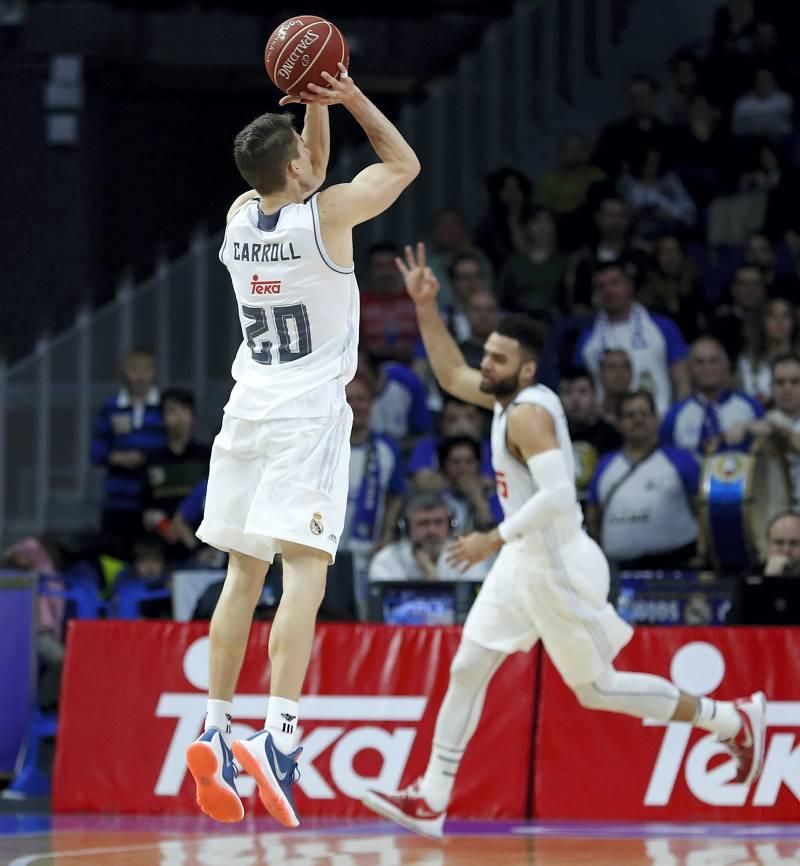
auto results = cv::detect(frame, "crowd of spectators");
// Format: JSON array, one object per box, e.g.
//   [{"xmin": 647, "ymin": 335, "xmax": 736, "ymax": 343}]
[{"xmin": 6, "ymin": 1, "xmax": 800, "ymax": 707}]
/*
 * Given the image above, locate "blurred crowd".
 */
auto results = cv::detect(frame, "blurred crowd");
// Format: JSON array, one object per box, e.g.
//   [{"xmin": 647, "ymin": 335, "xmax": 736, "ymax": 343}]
[{"xmin": 6, "ymin": 0, "xmax": 800, "ymax": 707}]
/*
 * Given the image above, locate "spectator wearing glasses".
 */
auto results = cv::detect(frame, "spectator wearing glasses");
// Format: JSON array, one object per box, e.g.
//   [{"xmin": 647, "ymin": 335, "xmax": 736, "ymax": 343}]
[{"xmin": 587, "ymin": 390, "xmax": 700, "ymax": 569}]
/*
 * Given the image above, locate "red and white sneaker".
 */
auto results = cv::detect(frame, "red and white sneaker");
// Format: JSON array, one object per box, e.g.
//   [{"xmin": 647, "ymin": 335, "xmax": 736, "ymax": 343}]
[
  {"xmin": 362, "ymin": 779, "xmax": 446, "ymax": 839},
  {"xmin": 720, "ymin": 691, "xmax": 767, "ymax": 785}
]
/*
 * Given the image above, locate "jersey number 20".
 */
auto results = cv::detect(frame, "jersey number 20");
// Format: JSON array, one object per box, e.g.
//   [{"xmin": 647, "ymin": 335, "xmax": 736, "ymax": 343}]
[{"xmin": 241, "ymin": 303, "xmax": 312, "ymax": 365}]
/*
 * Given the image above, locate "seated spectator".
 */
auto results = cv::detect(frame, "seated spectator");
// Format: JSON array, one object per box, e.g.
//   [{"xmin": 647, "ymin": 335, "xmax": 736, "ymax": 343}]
[
  {"xmin": 617, "ymin": 148, "xmax": 697, "ymax": 241},
  {"xmin": 743, "ymin": 232, "xmax": 788, "ymax": 292},
  {"xmin": 575, "ymin": 263, "xmax": 690, "ymax": 416},
  {"xmin": 565, "ymin": 195, "xmax": 650, "ymax": 312},
  {"xmin": 598, "ymin": 348, "xmax": 634, "ymax": 429},
  {"xmin": 142, "ymin": 389, "xmax": 211, "ymax": 552},
  {"xmin": 112, "ymin": 536, "xmax": 171, "ymax": 618},
  {"xmin": 738, "ymin": 296, "xmax": 799, "ymax": 405},
  {"xmin": 342, "ymin": 376, "xmax": 405, "ymax": 607},
  {"xmin": 170, "ymin": 479, "xmax": 225, "ymax": 568},
  {"xmin": 358, "ymin": 350, "xmax": 432, "ymax": 451},
  {"xmin": 763, "ymin": 512, "xmax": 800, "ymax": 576},
  {"xmin": 359, "ymin": 242, "xmax": 420, "ymax": 363},
  {"xmin": 368, "ymin": 492, "xmax": 490, "ymax": 582},
  {"xmin": 499, "ymin": 207, "xmax": 566, "ymax": 320},
  {"xmin": 437, "ymin": 436, "xmax": 502, "ymax": 533},
  {"xmin": 661, "ymin": 337, "xmax": 764, "ymax": 455},
  {"xmin": 559, "ymin": 367, "xmax": 622, "ymax": 501},
  {"xmin": 409, "ymin": 397, "xmax": 493, "ymax": 491},
  {"xmin": 662, "ymin": 50, "xmax": 703, "ymax": 126},
  {"xmin": 475, "ymin": 167, "xmax": 532, "ymax": 271},
  {"xmin": 535, "ymin": 132, "xmax": 605, "ymax": 250},
  {"xmin": 593, "ymin": 74, "xmax": 672, "ymax": 181},
  {"xmin": 639, "ymin": 234, "xmax": 706, "ymax": 341},
  {"xmin": 90, "ymin": 349, "xmax": 166, "ymax": 556},
  {"xmin": 587, "ymin": 390, "xmax": 700, "ymax": 569},
  {"xmin": 709, "ymin": 264, "xmax": 767, "ymax": 364},
  {"xmin": 753, "ymin": 354, "xmax": 800, "ymax": 506},
  {"xmin": 2, "ymin": 536, "xmax": 65, "ymax": 710},
  {"xmin": 670, "ymin": 95, "xmax": 729, "ymax": 208},
  {"xmin": 426, "ymin": 208, "xmax": 493, "ymax": 310},
  {"xmin": 443, "ymin": 253, "xmax": 492, "ymax": 342},
  {"xmin": 458, "ymin": 289, "xmax": 499, "ymax": 370},
  {"xmin": 732, "ymin": 67, "xmax": 793, "ymax": 140}
]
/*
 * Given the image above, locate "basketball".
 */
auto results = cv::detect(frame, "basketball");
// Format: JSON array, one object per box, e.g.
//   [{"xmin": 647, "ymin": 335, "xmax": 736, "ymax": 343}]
[{"xmin": 264, "ymin": 15, "xmax": 350, "ymax": 96}]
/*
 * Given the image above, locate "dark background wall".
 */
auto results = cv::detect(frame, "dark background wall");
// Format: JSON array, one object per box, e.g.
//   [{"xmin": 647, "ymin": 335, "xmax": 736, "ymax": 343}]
[{"xmin": 0, "ymin": 0, "xmax": 508, "ymax": 360}]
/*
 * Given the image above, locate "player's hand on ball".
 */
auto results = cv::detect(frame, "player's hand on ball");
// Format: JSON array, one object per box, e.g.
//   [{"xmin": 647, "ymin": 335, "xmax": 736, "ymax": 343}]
[
  {"xmin": 278, "ymin": 63, "xmax": 356, "ymax": 106},
  {"xmin": 396, "ymin": 242, "xmax": 440, "ymax": 306},
  {"xmin": 446, "ymin": 530, "xmax": 503, "ymax": 572}
]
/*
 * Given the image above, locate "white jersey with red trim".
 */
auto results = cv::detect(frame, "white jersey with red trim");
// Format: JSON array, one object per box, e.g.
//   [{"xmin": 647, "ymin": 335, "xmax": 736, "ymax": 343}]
[
  {"xmin": 491, "ymin": 384, "xmax": 583, "ymax": 545},
  {"xmin": 220, "ymin": 194, "xmax": 359, "ymax": 421}
]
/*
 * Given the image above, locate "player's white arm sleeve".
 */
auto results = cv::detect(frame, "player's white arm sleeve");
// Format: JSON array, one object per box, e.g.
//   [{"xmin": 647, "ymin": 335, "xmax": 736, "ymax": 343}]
[{"xmin": 497, "ymin": 450, "xmax": 577, "ymax": 542}]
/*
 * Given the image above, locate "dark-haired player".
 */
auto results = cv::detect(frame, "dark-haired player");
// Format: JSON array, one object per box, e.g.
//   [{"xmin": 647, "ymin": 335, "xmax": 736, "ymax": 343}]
[{"xmin": 363, "ymin": 244, "xmax": 766, "ymax": 839}]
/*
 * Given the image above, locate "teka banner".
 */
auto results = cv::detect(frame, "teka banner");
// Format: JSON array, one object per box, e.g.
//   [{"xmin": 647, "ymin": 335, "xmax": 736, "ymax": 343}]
[
  {"xmin": 53, "ymin": 621, "xmax": 538, "ymax": 818},
  {"xmin": 534, "ymin": 627, "xmax": 800, "ymax": 822}
]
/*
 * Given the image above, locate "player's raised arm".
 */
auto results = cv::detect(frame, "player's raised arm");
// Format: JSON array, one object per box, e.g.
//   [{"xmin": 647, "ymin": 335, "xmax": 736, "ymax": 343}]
[
  {"xmin": 398, "ymin": 243, "xmax": 494, "ymax": 411},
  {"xmin": 286, "ymin": 65, "xmax": 419, "ymax": 226},
  {"xmin": 300, "ymin": 104, "xmax": 330, "ymax": 195}
]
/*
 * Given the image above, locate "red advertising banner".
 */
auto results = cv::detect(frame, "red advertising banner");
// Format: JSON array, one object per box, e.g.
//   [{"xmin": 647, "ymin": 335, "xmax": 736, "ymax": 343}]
[
  {"xmin": 534, "ymin": 627, "xmax": 800, "ymax": 821},
  {"xmin": 53, "ymin": 621, "xmax": 538, "ymax": 818}
]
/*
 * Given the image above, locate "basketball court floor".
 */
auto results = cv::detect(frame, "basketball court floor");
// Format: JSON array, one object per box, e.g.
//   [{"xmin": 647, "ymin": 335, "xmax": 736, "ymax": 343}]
[{"xmin": 1, "ymin": 814, "xmax": 798, "ymax": 865}]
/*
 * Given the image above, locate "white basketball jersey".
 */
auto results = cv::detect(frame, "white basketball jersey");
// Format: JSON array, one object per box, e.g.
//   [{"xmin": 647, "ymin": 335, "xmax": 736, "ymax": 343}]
[
  {"xmin": 220, "ymin": 195, "xmax": 360, "ymax": 420},
  {"xmin": 491, "ymin": 384, "xmax": 583, "ymax": 545}
]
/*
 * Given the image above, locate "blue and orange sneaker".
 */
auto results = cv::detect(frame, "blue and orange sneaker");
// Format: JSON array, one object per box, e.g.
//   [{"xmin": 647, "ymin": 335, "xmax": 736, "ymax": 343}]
[
  {"xmin": 185, "ymin": 728, "xmax": 244, "ymax": 823},
  {"xmin": 232, "ymin": 730, "xmax": 302, "ymax": 828}
]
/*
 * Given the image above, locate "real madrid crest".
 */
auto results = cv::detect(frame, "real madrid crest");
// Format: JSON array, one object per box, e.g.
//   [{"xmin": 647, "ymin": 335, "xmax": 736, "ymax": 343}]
[{"xmin": 310, "ymin": 512, "xmax": 324, "ymax": 535}]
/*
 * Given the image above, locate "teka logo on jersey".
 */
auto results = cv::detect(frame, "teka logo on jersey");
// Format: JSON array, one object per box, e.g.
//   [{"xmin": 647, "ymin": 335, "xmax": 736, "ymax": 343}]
[
  {"xmin": 154, "ymin": 637, "xmax": 427, "ymax": 801},
  {"xmin": 643, "ymin": 642, "xmax": 800, "ymax": 807},
  {"xmin": 251, "ymin": 274, "xmax": 281, "ymax": 295}
]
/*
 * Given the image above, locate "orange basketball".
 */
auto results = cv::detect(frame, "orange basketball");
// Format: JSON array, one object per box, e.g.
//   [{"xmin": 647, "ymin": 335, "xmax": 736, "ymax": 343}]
[{"xmin": 264, "ymin": 15, "xmax": 350, "ymax": 96}]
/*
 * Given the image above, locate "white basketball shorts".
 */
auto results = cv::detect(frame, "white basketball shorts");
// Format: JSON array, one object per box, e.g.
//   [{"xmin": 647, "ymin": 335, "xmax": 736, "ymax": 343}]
[
  {"xmin": 463, "ymin": 529, "xmax": 634, "ymax": 687},
  {"xmin": 197, "ymin": 402, "xmax": 352, "ymax": 563}
]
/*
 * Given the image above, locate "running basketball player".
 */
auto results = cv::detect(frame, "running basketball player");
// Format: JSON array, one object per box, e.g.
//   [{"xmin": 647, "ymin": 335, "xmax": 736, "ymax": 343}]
[
  {"xmin": 362, "ymin": 244, "xmax": 767, "ymax": 839},
  {"xmin": 184, "ymin": 66, "xmax": 419, "ymax": 827}
]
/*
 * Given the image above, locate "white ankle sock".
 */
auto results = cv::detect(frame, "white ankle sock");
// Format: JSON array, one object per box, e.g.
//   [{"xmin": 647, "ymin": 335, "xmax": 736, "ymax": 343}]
[
  {"xmin": 420, "ymin": 743, "xmax": 462, "ymax": 812},
  {"xmin": 265, "ymin": 696, "xmax": 299, "ymax": 754},
  {"xmin": 693, "ymin": 697, "xmax": 741, "ymax": 740},
  {"xmin": 205, "ymin": 699, "xmax": 233, "ymax": 745}
]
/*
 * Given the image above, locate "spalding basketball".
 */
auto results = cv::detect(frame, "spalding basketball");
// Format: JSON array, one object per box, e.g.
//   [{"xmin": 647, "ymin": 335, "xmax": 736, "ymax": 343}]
[{"xmin": 265, "ymin": 15, "xmax": 350, "ymax": 96}]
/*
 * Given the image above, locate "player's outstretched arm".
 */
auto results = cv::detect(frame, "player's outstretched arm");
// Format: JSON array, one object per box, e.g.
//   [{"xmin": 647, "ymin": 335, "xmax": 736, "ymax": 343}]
[
  {"xmin": 294, "ymin": 66, "xmax": 419, "ymax": 227},
  {"xmin": 398, "ymin": 243, "xmax": 494, "ymax": 411}
]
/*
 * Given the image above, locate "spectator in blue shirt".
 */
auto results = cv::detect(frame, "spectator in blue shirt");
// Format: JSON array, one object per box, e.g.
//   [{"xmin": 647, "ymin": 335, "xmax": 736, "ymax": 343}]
[
  {"xmin": 437, "ymin": 436, "xmax": 503, "ymax": 533},
  {"xmin": 90, "ymin": 350, "xmax": 166, "ymax": 555},
  {"xmin": 408, "ymin": 397, "xmax": 493, "ymax": 492},
  {"xmin": 661, "ymin": 336, "xmax": 764, "ymax": 456},
  {"xmin": 575, "ymin": 263, "xmax": 691, "ymax": 416},
  {"xmin": 358, "ymin": 350, "xmax": 432, "ymax": 451},
  {"xmin": 587, "ymin": 390, "xmax": 700, "ymax": 569},
  {"xmin": 343, "ymin": 375, "xmax": 406, "ymax": 615}
]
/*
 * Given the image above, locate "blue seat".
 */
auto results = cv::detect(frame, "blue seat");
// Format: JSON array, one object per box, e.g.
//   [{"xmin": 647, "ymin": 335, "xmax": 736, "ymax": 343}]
[
  {"xmin": 112, "ymin": 580, "xmax": 171, "ymax": 619},
  {"xmin": 6, "ymin": 579, "xmax": 104, "ymax": 798}
]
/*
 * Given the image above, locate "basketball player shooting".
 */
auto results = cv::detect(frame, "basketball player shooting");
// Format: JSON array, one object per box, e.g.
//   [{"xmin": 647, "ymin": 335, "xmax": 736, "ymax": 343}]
[
  {"xmin": 362, "ymin": 244, "xmax": 767, "ymax": 839},
  {"xmin": 184, "ymin": 67, "xmax": 419, "ymax": 827}
]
